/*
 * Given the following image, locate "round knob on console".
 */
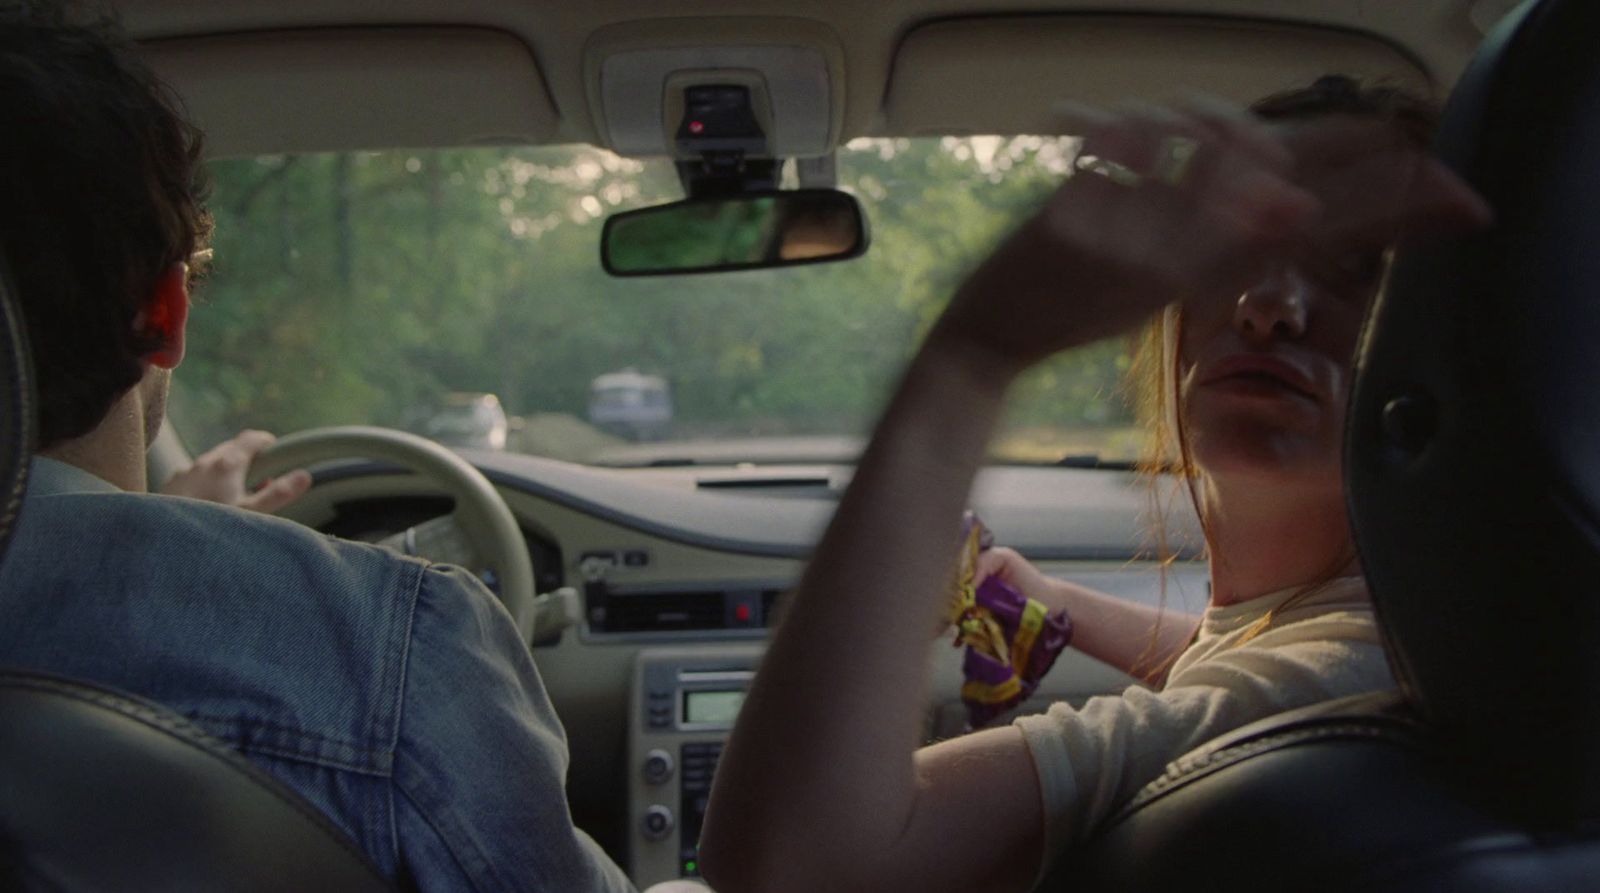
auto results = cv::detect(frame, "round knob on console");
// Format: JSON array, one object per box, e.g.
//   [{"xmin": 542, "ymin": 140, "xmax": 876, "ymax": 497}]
[
  {"xmin": 642, "ymin": 804, "xmax": 675, "ymax": 842},
  {"xmin": 643, "ymin": 748, "xmax": 675, "ymax": 785}
]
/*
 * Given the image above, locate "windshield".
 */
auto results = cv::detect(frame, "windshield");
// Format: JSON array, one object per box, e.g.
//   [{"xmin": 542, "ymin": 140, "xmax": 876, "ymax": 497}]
[{"xmin": 172, "ymin": 138, "xmax": 1143, "ymax": 466}]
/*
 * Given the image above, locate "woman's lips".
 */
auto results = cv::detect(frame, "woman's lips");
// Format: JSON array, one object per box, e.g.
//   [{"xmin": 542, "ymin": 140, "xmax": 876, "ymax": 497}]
[{"xmin": 1199, "ymin": 354, "xmax": 1320, "ymax": 402}]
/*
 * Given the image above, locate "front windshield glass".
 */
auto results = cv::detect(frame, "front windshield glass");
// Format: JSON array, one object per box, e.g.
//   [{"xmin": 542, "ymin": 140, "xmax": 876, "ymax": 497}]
[{"xmin": 174, "ymin": 138, "xmax": 1143, "ymax": 466}]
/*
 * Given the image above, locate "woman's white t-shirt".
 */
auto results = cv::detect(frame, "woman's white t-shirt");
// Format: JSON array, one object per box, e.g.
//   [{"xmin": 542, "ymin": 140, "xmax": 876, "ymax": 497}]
[{"xmin": 1013, "ymin": 576, "xmax": 1392, "ymax": 868}]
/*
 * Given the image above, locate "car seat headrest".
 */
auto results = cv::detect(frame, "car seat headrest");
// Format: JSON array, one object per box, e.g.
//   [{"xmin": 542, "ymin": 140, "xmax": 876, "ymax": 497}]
[
  {"xmin": 1347, "ymin": 0, "xmax": 1600, "ymax": 830},
  {"xmin": 0, "ymin": 254, "xmax": 32, "ymax": 566}
]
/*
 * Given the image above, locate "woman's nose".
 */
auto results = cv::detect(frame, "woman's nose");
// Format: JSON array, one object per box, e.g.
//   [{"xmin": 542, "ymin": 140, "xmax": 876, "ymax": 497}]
[{"xmin": 1233, "ymin": 268, "xmax": 1310, "ymax": 343}]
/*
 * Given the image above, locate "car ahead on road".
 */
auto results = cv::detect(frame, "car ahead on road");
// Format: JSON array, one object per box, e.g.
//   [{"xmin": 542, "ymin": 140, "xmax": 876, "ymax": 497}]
[
  {"xmin": 589, "ymin": 370, "xmax": 673, "ymax": 441},
  {"xmin": 418, "ymin": 392, "xmax": 510, "ymax": 451}
]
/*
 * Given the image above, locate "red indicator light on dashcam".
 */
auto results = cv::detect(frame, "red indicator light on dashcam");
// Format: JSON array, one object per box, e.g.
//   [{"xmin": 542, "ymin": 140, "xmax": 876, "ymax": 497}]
[
  {"xmin": 734, "ymin": 604, "xmax": 751, "ymax": 623},
  {"xmin": 688, "ymin": 120, "xmax": 705, "ymax": 135}
]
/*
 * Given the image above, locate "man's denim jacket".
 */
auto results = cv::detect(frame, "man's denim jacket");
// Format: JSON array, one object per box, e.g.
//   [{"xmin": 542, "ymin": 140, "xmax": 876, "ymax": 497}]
[{"xmin": 0, "ymin": 458, "xmax": 633, "ymax": 892}]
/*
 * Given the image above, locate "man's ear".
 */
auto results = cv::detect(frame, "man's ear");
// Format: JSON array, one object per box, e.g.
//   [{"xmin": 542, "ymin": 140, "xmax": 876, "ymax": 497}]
[{"xmin": 135, "ymin": 263, "xmax": 189, "ymax": 369}]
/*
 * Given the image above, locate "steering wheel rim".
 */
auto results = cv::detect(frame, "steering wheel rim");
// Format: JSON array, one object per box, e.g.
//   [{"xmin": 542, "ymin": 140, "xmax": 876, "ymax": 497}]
[{"xmin": 248, "ymin": 426, "xmax": 538, "ymax": 639}]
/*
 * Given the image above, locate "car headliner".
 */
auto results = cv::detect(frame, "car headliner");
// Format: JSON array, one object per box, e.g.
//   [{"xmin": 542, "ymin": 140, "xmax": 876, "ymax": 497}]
[{"xmin": 112, "ymin": 0, "xmax": 1509, "ymax": 158}]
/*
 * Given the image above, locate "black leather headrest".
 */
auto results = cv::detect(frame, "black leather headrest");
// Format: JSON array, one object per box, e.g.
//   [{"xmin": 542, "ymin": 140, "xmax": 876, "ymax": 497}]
[
  {"xmin": 0, "ymin": 252, "xmax": 32, "ymax": 565},
  {"xmin": 0, "ymin": 672, "xmax": 393, "ymax": 892},
  {"xmin": 1348, "ymin": 0, "xmax": 1600, "ymax": 829}
]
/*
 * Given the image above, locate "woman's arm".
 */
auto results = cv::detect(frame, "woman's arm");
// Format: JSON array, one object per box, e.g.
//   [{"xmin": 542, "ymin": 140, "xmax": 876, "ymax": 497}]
[
  {"xmin": 702, "ymin": 328, "xmax": 1046, "ymax": 893},
  {"xmin": 976, "ymin": 548, "xmax": 1200, "ymax": 684},
  {"xmin": 699, "ymin": 101, "xmax": 1321, "ymax": 893}
]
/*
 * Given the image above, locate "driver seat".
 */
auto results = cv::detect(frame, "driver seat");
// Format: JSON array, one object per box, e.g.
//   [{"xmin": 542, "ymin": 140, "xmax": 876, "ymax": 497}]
[
  {"xmin": 1052, "ymin": 0, "xmax": 1600, "ymax": 888},
  {"xmin": 0, "ymin": 257, "xmax": 392, "ymax": 888}
]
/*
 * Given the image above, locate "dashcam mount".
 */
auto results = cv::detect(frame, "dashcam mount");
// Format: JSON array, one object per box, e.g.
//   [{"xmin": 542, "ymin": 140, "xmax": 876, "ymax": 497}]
[{"xmin": 672, "ymin": 83, "xmax": 777, "ymax": 198}]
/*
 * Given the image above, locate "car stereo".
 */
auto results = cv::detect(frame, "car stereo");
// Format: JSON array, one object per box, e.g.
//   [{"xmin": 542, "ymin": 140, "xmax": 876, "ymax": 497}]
[{"xmin": 628, "ymin": 645, "xmax": 763, "ymax": 886}]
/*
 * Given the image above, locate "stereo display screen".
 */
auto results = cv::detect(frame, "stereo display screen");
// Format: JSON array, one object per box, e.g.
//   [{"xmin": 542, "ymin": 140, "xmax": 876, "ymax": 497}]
[{"xmin": 683, "ymin": 689, "xmax": 745, "ymax": 726}]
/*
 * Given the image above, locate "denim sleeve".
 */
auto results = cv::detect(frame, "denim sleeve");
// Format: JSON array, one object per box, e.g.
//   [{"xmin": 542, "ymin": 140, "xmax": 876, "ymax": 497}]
[{"xmin": 393, "ymin": 564, "xmax": 636, "ymax": 893}]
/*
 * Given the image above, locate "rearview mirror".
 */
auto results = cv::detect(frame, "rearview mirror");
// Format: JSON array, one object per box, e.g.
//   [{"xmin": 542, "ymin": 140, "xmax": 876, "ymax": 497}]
[{"xmin": 601, "ymin": 189, "xmax": 868, "ymax": 277}]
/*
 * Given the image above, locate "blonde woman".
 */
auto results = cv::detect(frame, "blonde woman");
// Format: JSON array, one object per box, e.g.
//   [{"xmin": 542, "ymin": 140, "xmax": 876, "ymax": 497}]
[{"xmin": 702, "ymin": 80, "xmax": 1491, "ymax": 893}]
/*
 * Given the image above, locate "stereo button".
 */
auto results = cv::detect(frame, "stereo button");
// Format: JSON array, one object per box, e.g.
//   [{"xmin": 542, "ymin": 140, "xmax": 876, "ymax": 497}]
[
  {"xmin": 643, "ymin": 749, "xmax": 675, "ymax": 785},
  {"xmin": 642, "ymin": 805, "xmax": 674, "ymax": 841}
]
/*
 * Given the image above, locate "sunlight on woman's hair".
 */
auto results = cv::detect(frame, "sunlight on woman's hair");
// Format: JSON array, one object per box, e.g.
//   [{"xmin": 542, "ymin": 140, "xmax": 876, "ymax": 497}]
[{"xmin": 1120, "ymin": 75, "xmax": 1442, "ymax": 673}]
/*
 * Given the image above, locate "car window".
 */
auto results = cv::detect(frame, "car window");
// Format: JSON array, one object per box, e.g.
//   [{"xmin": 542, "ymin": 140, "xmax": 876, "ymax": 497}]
[{"xmin": 171, "ymin": 138, "xmax": 1144, "ymax": 466}]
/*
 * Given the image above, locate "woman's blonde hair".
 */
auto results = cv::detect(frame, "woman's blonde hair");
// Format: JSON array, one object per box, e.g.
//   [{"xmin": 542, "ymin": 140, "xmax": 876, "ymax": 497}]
[
  {"xmin": 1124, "ymin": 76, "xmax": 1439, "ymax": 681},
  {"xmin": 1126, "ymin": 309, "xmax": 1355, "ymax": 682}
]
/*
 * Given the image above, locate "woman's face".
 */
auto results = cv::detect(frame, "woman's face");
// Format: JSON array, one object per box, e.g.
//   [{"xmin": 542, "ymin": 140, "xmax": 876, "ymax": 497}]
[
  {"xmin": 1178, "ymin": 116, "xmax": 1409, "ymax": 487},
  {"xmin": 1178, "ymin": 250, "xmax": 1379, "ymax": 486}
]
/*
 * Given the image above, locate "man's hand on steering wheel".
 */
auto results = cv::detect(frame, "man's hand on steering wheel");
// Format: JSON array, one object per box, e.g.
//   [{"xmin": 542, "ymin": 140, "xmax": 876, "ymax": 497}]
[
  {"xmin": 160, "ymin": 429, "xmax": 313, "ymax": 513},
  {"xmin": 247, "ymin": 426, "xmax": 542, "ymax": 639}
]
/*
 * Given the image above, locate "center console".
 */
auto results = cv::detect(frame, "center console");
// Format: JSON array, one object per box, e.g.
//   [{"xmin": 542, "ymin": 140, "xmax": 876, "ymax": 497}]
[{"xmin": 628, "ymin": 645, "xmax": 763, "ymax": 886}]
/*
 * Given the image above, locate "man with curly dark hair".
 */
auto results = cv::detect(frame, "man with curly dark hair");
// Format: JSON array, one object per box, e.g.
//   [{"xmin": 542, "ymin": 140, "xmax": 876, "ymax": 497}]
[
  {"xmin": 0, "ymin": 1, "xmax": 207, "ymax": 451},
  {"xmin": 0, "ymin": 3, "xmax": 637, "ymax": 890},
  {"xmin": 0, "ymin": 0, "xmax": 310, "ymax": 508}
]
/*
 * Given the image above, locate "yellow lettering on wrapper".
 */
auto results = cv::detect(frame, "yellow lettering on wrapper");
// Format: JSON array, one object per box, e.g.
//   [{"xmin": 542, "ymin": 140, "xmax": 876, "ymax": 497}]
[
  {"xmin": 1010, "ymin": 598, "xmax": 1049, "ymax": 672},
  {"xmin": 961, "ymin": 676, "xmax": 1024, "ymax": 705}
]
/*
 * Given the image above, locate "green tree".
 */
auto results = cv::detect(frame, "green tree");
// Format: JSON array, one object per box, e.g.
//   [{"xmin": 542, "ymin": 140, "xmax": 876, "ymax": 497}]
[{"xmin": 174, "ymin": 137, "xmax": 1139, "ymax": 464}]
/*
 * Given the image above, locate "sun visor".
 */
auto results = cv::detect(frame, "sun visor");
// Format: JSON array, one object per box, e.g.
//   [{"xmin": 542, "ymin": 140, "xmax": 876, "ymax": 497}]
[
  {"xmin": 143, "ymin": 28, "xmax": 558, "ymax": 157},
  {"xmin": 884, "ymin": 16, "xmax": 1433, "ymax": 135}
]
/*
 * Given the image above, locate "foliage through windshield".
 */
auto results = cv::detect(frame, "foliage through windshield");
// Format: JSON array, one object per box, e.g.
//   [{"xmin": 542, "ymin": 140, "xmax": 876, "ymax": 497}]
[{"xmin": 173, "ymin": 138, "xmax": 1143, "ymax": 466}]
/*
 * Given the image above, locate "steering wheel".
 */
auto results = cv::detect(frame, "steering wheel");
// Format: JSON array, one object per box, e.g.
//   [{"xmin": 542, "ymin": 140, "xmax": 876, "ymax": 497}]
[{"xmin": 248, "ymin": 426, "xmax": 538, "ymax": 640}]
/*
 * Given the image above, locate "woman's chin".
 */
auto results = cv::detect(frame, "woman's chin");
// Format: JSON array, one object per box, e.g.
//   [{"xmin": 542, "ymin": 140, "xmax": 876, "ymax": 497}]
[{"xmin": 1188, "ymin": 423, "xmax": 1341, "ymax": 482}]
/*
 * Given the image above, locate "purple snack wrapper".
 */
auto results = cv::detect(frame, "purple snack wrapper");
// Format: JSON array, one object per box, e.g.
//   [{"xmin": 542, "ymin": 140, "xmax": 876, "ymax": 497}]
[
  {"xmin": 962, "ymin": 576, "xmax": 1074, "ymax": 728},
  {"xmin": 964, "ymin": 511, "xmax": 995, "ymax": 552},
  {"xmin": 962, "ymin": 648, "xmax": 1014, "ymax": 686}
]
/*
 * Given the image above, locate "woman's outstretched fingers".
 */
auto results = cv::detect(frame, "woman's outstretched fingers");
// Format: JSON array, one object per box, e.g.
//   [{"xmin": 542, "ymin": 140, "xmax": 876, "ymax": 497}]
[
  {"xmin": 1171, "ymin": 93, "xmax": 1295, "ymax": 172},
  {"xmin": 938, "ymin": 96, "xmax": 1330, "ymax": 378}
]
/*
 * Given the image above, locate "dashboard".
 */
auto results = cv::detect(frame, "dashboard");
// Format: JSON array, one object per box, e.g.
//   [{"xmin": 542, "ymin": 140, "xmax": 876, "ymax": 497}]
[{"xmin": 277, "ymin": 448, "xmax": 1208, "ymax": 888}]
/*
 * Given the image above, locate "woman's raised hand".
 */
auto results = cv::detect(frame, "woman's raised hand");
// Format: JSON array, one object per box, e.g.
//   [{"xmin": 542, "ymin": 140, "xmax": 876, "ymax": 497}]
[
  {"xmin": 931, "ymin": 96, "xmax": 1318, "ymax": 373},
  {"xmin": 928, "ymin": 95, "xmax": 1489, "ymax": 378}
]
